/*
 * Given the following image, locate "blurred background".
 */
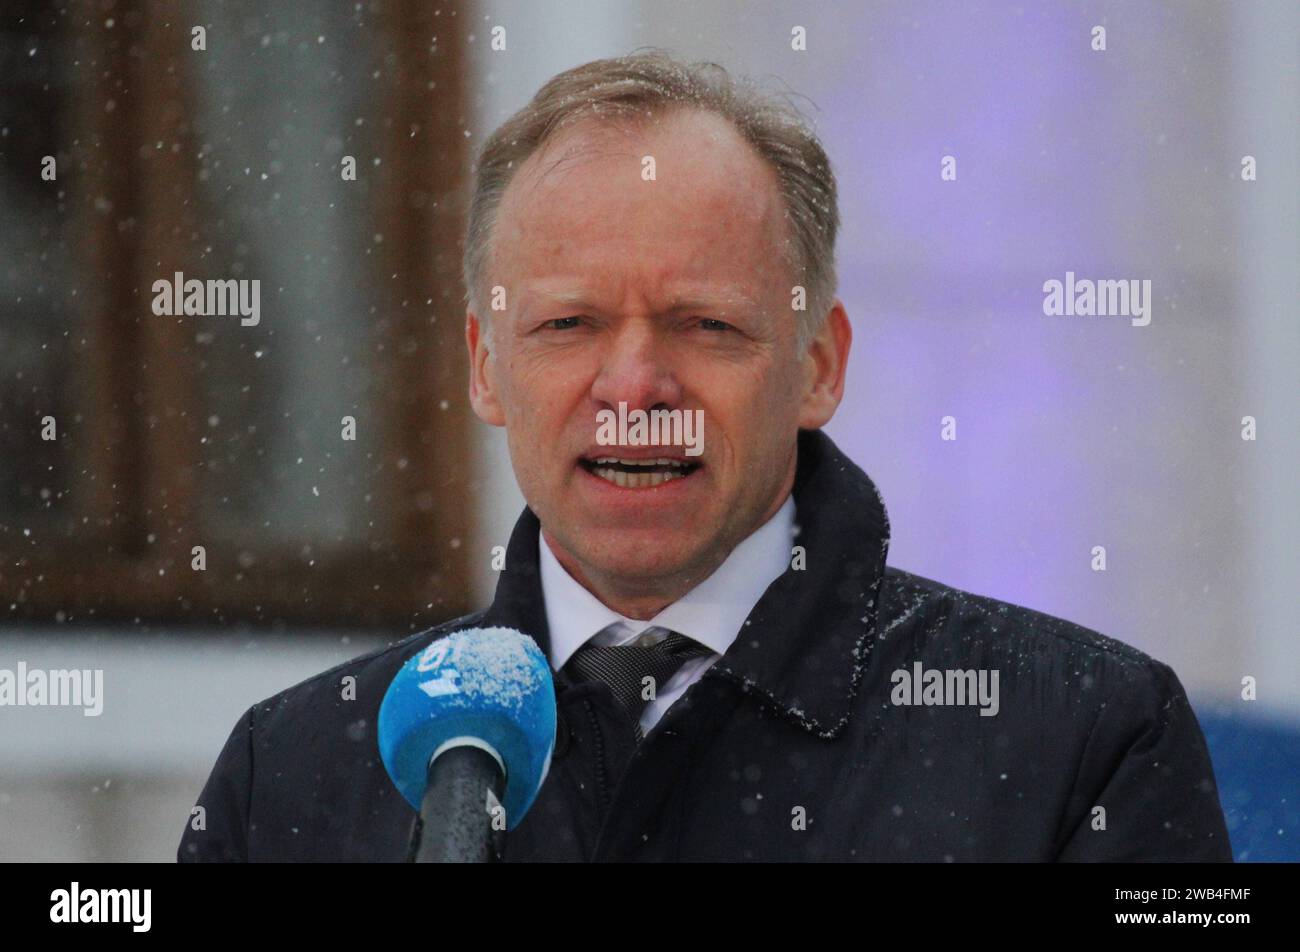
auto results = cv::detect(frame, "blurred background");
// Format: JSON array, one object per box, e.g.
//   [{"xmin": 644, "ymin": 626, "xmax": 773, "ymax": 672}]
[{"xmin": 1, "ymin": 0, "xmax": 1295, "ymax": 861}]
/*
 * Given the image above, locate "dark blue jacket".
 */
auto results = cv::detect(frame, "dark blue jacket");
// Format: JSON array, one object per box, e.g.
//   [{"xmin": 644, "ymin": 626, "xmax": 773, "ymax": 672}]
[{"xmin": 178, "ymin": 429, "xmax": 1232, "ymax": 861}]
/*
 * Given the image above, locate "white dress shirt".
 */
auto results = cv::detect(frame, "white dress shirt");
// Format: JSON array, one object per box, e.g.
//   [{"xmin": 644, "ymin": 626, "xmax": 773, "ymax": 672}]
[{"xmin": 540, "ymin": 493, "xmax": 796, "ymax": 737}]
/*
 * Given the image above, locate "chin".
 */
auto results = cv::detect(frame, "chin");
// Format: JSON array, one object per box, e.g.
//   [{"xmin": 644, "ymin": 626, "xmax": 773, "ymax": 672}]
[{"xmin": 571, "ymin": 530, "xmax": 711, "ymax": 582}]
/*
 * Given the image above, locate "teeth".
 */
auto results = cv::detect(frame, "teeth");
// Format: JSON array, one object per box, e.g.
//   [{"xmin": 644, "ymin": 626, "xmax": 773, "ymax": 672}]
[
  {"xmin": 590, "ymin": 457, "xmax": 688, "ymax": 468},
  {"xmin": 591, "ymin": 466, "xmax": 688, "ymax": 488}
]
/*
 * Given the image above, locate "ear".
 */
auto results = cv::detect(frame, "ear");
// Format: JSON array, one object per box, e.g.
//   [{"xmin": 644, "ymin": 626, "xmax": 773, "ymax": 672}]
[
  {"xmin": 797, "ymin": 299, "xmax": 852, "ymax": 430},
  {"xmin": 466, "ymin": 310, "xmax": 506, "ymax": 426}
]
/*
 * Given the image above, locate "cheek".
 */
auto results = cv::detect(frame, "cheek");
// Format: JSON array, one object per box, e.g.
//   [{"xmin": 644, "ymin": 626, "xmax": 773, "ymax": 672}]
[
  {"xmin": 496, "ymin": 353, "xmax": 549, "ymax": 419},
  {"xmin": 762, "ymin": 357, "xmax": 807, "ymax": 411},
  {"xmin": 508, "ymin": 339, "xmax": 586, "ymax": 393},
  {"xmin": 498, "ymin": 359, "xmax": 591, "ymax": 459},
  {"xmin": 706, "ymin": 358, "xmax": 800, "ymax": 420}
]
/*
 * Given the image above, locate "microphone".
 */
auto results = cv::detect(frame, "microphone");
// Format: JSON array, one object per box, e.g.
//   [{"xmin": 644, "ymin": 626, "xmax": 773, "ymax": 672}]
[{"xmin": 378, "ymin": 627, "xmax": 556, "ymax": 862}]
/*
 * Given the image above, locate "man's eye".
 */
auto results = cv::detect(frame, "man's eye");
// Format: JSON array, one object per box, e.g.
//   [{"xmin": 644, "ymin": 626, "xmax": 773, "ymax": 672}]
[
  {"xmin": 697, "ymin": 318, "xmax": 733, "ymax": 332},
  {"xmin": 545, "ymin": 316, "xmax": 583, "ymax": 330}
]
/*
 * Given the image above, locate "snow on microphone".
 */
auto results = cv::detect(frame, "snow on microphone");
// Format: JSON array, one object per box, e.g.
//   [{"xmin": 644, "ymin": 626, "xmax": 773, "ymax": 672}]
[{"xmin": 378, "ymin": 627, "xmax": 556, "ymax": 831}]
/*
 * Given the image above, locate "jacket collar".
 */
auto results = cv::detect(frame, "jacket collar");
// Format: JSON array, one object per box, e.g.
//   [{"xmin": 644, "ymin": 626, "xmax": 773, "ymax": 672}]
[{"xmin": 481, "ymin": 428, "xmax": 892, "ymax": 739}]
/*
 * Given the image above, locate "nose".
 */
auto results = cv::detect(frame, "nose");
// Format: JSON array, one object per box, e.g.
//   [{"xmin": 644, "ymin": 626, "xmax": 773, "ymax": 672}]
[{"xmin": 589, "ymin": 319, "xmax": 683, "ymax": 415}]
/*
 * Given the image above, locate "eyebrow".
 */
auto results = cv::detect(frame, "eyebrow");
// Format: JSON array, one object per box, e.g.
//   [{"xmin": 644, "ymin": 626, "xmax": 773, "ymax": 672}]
[{"xmin": 528, "ymin": 286, "xmax": 760, "ymax": 313}]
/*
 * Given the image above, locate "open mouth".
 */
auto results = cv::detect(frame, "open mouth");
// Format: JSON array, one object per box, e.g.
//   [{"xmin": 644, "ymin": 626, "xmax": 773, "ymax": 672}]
[{"xmin": 578, "ymin": 456, "xmax": 702, "ymax": 489}]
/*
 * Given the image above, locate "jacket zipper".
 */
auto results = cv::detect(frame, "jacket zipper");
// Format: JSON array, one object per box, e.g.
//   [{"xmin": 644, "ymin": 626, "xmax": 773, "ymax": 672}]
[{"xmin": 584, "ymin": 698, "xmax": 612, "ymax": 817}]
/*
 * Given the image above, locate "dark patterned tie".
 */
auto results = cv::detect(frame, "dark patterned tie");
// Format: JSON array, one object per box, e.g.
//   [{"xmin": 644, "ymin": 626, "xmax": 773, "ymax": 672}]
[{"xmin": 565, "ymin": 627, "xmax": 713, "ymax": 740}]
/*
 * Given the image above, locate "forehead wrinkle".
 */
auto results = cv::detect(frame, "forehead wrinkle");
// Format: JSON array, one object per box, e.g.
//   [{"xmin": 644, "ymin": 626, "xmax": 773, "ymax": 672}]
[{"xmin": 665, "ymin": 288, "xmax": 762, "ymax": 312}]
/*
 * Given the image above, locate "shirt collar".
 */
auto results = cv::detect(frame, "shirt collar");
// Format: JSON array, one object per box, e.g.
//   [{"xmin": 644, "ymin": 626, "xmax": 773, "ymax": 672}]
[{"xmin": 540, "ymin": 494, "xmax": 796, "ymax": 673}]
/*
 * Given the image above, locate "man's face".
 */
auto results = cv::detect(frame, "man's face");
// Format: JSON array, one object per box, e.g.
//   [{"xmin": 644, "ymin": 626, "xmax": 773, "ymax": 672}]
[{"xmin": 468, "ymin": 106, "xmax": 846, "ymax": 596}]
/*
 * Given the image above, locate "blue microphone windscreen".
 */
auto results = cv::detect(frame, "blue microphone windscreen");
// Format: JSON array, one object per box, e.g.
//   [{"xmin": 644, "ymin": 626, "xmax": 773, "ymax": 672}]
[{"xmin": 378, "ymin": 627, "xmax": 556, "ymax": 830}]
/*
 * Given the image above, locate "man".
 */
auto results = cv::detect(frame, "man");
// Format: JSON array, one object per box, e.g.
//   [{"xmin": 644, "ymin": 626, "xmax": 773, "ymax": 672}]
[{"xmin": 179, "ymin": 52, "xmax": 1231, "ymax": 861}]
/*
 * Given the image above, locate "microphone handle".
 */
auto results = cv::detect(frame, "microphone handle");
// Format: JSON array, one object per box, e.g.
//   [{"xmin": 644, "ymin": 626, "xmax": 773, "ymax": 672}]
[{"xmin": 412, "ymin": 745, "xmax": 506, "ymax": 863}]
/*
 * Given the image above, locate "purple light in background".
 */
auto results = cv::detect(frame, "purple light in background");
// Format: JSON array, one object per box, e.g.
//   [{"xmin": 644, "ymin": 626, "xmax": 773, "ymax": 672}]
[{"xmin": 815, "ymin": 3, "xmax": 1172, "ymax": 622}]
